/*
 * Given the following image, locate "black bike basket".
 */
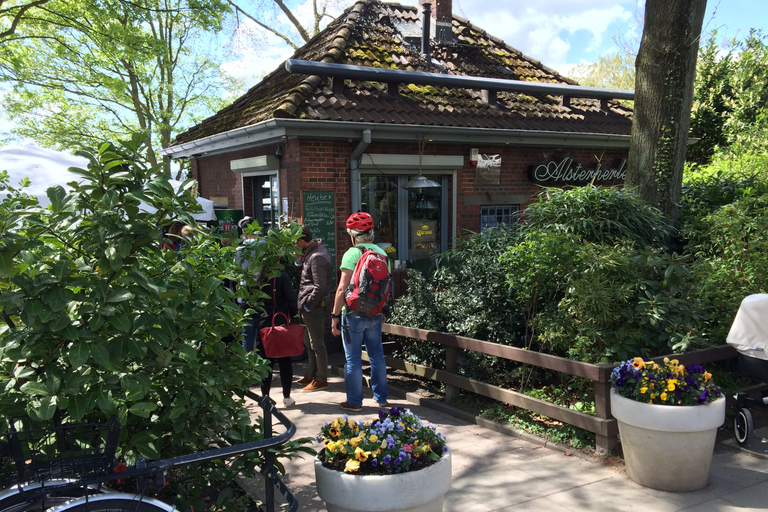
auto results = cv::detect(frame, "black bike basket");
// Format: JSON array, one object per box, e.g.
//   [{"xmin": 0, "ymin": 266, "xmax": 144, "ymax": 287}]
[{"xmin": 0, "ymin": 417, "xmax": 121, "ymax": 488}]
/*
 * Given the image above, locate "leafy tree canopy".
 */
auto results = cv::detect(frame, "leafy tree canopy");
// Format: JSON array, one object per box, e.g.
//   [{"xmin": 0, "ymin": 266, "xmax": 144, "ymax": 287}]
[{"xmin": 0, "ymin": 0, "xmax": 237, "ymax": 176}]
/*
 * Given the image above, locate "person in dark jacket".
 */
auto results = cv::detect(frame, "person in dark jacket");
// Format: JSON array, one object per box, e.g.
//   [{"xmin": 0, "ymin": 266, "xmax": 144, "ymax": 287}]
[
  {"xmin": 243, "ymin": 269, "xmax": 299, "ymax": 407},
  {"xmin": 295, "ymin": 226, "xmax": 334, "ymax": 391},
  {"xmin": 238, "ymin": 218, "xmax": 299, "ymax": 407}
]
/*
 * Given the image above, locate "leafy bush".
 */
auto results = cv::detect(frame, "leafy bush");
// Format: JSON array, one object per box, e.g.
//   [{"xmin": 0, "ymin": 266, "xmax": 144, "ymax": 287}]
[
  {"xmin": 684, "ymin": 193, "xmax": 768, "ymax": 340},
  {"xmin": 395, "ymin": 187, "xmax": 706, "ymax": 366},
  {"xmin": 521, "ymin": 186, "xmax": 672, "ymax": 247},
  {"xmin": 499, "ymin": 186, "xmax": 707, "ymax": 362},
  {"xmin": 0, "ymin": 135, "xmax": 310, "ymax": 510},
  {"xmin": 391, "ymin": 226, "xmax": 523, "ymax": 382}
]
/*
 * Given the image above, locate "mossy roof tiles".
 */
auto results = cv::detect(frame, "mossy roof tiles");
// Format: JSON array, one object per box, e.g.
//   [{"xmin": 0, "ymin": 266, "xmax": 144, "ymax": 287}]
[{"xmin": 174, "ymin": 0, "xmax": 632, "ymax": 145}]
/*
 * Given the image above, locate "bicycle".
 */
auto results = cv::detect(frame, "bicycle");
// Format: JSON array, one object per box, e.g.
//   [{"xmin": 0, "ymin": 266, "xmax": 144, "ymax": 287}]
[{"xmin": 0, "ymin": 391, "xmax": 298, "ymax": 512}]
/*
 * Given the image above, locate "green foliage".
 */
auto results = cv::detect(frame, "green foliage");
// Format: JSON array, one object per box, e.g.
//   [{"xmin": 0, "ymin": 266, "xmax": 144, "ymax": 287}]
[
  {"xmin": 521, "ymin": 186, "xmax": 672, "ymax": 247},
  {"xmin": 567, "ymin": 50, "xmax": 635, "ymax": 91},
  {"xmin": 503, "ymin": 187, "xmax": 706, "ymax": 362},
  {"xmin": 0, "ymin": 134, "xmax": 309, "ymax": 510},
  {"xmin": 0, "ymin": 0, "xmax": 235, "ymax": 174},
  {"xmin": 683, "ymin": 193, "xmax": 768, "ymax": 340},
  {"xmin": 689, "ymin": 30, "xmax": 768, "ymax": 164},
  {"xmin": 391, "ymin": 227, "xmax": 523, "ymax": 382},
  {"xmin": 394, "ymin": 187, "xmax": 705, "ymax": 366}
]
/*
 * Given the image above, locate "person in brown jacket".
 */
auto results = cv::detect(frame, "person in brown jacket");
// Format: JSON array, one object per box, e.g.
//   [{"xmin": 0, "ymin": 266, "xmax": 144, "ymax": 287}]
[{"xmin": 295, "ymin": 226, "xmax": 334, "ymax": 391}]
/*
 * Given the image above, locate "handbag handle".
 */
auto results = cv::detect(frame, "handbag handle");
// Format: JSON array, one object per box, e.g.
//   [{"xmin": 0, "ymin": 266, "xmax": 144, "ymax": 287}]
[{"xmin": 269, "ymin": 311, "xmax": 291, "ymax": 328}]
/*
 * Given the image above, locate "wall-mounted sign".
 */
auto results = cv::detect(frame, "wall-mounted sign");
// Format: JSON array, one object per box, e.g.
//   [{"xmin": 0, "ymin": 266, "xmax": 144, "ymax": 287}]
[
  {"xmin": 476, "ymin": 154, "xmax": 502, "ymax": 185},
  {"xmin": 529, "ymin": 157, "xmax": 627, "ymax": 184},
  {"xmin": 477, "ymin": 154, "xmax": 501, "ymax": 169},
  {"xmin": 302, "ymin": 191, "xmax": 336, "ymax": 283},
  {"xmin": 412, "ymin": 220, "xmax": 436, "ymax": 243}
]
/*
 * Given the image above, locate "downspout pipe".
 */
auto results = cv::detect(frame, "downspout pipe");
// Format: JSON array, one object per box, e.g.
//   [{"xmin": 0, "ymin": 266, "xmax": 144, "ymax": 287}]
[{"xmin": 349, "ymin": 129, "xmax": 372, "ymax": 212}]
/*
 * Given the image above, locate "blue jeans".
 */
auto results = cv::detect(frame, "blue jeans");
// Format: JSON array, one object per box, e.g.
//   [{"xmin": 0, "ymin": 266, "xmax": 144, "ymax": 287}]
[{"xmin": 341, "ymin": 312, "xmax": 388, "ymax": 406}]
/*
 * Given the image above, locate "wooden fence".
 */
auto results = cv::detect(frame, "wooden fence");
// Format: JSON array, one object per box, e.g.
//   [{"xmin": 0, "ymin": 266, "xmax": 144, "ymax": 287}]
[{"xmin": 376, "ymin": 323, "xmax": 738, "ymax": 453}]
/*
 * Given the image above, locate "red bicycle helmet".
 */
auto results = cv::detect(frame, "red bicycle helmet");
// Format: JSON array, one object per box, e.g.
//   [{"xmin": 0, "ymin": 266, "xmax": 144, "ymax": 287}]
[{"xmin": 346, "ymin": 212, "xmax": 374, "ymax": 231}]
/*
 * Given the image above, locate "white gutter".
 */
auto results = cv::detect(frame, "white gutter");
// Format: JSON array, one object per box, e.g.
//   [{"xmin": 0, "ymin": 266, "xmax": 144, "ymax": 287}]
[
  {"xmin": 162, "ymin": 119, "xmax": 632, "ymax": 160},
  {"xmin": 349, "ymin": 129, "xmax": 372, "ymax": 212}
]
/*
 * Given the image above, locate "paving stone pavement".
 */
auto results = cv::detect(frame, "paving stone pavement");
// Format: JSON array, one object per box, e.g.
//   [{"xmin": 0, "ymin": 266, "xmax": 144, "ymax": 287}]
[{"xmin": 241, "ymin": 359, "xmax": 768, "ymax": 512}]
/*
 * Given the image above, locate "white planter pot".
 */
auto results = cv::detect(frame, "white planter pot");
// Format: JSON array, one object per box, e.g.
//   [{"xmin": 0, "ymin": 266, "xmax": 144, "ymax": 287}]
[
  {"xmin": 314, "ymin": 450, "xmax": 451, "ymax": 512},
  {"xmin": 611, "ymin": 389, "xmax": 726, "ymax": 492}
]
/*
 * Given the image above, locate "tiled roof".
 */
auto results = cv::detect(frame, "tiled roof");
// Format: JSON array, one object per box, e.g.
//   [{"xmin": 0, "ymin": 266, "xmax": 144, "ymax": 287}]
[{"xmin": 173, "ymin": 0, "xmax": 633, "ymax": 145}]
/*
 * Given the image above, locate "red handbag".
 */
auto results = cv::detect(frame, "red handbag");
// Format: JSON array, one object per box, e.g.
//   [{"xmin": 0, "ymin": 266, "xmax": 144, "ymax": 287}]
[{"xmin": 259, "ymin": 280, "xmax": 305, "ymax": 358}]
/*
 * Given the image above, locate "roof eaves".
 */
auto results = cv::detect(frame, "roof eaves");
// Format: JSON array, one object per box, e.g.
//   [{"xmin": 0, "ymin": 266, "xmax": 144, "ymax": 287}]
[{"xmin": 161, "ymin": 118, "xmax": 632, "ymax": 159}]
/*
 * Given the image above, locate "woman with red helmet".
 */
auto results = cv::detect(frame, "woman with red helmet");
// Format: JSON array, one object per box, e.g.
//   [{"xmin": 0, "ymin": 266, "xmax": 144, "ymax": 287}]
[{"xmin": 330, "ymin": 212, "xmax": 389, "ymax": 412}]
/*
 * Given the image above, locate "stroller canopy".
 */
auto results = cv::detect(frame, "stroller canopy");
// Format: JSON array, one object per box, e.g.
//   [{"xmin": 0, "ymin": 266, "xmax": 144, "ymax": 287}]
[{"xmin": 727, "ymin": 294, "xmax": 768, "ymax": 361}]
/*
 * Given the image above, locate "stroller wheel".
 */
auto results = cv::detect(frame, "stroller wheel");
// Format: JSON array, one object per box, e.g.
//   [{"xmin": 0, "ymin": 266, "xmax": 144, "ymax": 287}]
[{"xmin": 734, "ymin": 407, "xmax": 754, "ymax": 447}]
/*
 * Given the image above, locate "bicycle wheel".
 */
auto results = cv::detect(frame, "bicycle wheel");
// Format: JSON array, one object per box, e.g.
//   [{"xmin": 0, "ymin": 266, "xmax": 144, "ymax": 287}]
[
  {"xmin": 0, "ymin": 481, "xmax": 111, "ymax": 512},
  {"xmin": 734, "ymin": 407, "xmax": 754, "ymax": 447},
  {"xmin": 51, "ymin": 493, "xmax": 177, "ymax": 512}
]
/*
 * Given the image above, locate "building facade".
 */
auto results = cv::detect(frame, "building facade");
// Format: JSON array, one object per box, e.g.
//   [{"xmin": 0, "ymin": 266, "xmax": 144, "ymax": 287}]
[{"xmin": 163, "ymin": 0, "xmax": 634, "ymax": 269}]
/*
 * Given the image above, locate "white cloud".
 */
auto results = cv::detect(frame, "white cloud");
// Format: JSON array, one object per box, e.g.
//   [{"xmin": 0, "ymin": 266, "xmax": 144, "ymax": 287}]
[{"xmin": 409, "ymin": 0, "xmax": 638, "ymax": 69}]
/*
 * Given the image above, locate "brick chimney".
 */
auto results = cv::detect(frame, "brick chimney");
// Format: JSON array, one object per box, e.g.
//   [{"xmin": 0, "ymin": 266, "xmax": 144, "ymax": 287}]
[{"xmin": 418, "ymin": 0, "xmax": 453, "ymax": 43}]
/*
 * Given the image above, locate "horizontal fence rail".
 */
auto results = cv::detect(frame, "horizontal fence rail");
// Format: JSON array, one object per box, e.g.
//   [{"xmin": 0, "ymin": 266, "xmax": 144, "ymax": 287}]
[{"xmin": 379, "ymin": 323, "xmax": 739, "ymax": 453}]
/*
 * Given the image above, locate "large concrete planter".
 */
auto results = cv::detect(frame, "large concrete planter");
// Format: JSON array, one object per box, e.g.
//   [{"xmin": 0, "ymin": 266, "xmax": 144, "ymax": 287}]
[
  {"xmin": 314, "ymin": 450, "xmax": 451, "ymax": 512},
  {"xmin": 611, "ymin": 389, "xmax": 726, "ymax": 492}
]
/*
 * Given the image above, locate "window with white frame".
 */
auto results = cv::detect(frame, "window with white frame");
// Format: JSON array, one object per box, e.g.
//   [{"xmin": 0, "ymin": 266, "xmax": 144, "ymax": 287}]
[{"xmin": 480, "ymin": 205, "xmax": 519, "ymax": 232}]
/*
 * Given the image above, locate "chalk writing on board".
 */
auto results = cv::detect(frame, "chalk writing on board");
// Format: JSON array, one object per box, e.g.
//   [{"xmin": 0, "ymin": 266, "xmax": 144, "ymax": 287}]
[{"xmin": 302, "ymin": 191, "xmax": 336, "ymax": 278}]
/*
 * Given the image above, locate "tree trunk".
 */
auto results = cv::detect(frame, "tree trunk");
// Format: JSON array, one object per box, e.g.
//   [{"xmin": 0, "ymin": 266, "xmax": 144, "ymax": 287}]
[{"xmin": 625, "ymin": 0, "xmax": 707, "ymax": 224}]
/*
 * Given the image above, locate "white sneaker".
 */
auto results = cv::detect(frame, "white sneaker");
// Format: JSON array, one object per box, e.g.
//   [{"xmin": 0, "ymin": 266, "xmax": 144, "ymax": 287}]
[{"xmin": 283, "ymin": 397, "xmax": 295, "ymax": 407}]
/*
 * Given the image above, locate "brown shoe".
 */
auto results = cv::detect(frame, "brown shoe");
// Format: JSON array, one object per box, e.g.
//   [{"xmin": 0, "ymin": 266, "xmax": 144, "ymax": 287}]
[
  {"xmin": 297, "ymin": 375, "xmax": 313, "ymax": 385},
  {"xmin": 339, "ymin": 401, "xmax": 362, "ymax": 412},
  {"xmin": 302, "ymin": 380, "xmax": 329, "ymax": 392}
]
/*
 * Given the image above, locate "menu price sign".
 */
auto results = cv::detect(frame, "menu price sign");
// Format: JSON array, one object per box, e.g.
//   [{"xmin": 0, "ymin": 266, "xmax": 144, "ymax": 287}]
[{"xmin": 302, "ymin": 190, "xmax": 336, "ymax": 278}]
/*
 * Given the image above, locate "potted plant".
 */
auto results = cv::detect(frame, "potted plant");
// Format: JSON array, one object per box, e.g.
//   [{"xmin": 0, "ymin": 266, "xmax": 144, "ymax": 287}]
[
  {"xmin": 314, "ymin": 407, "xmax": 450, "ymax": 512},
  {"xmin": 610, "ymin": 357, "xmax": 725, "ymax": 492}
]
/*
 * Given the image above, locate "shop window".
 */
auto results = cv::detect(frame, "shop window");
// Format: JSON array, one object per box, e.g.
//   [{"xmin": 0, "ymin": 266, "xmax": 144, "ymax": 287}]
[{"xmin": 480, "ymin": 205, "xmax": 519, "ymax": 232}]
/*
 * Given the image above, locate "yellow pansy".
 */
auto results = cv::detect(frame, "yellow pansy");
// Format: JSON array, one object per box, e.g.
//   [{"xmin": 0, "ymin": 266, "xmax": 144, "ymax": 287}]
[
  {"xmin": 660, "ymin": 392, "xmax": 667, "ymax": 401},
  {"xmin": 640, "ymin": 387, "xmax": 648, "ymax": 394},
  {"xmin": 345, "ymin": 459, "xmax": 360, "ymax": 472},
  {"xmin": 354, "ymin": 447, "xmax": 370, "ymax": 462},
  {"xmin": 368, "ymin": 434, "xmax": 378, "ymax": 443}
]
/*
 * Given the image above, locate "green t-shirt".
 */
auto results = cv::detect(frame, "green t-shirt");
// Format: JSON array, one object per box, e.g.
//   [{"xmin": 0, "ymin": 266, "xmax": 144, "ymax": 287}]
[{"xmin": 340, "ymin": 243, "xmax": 389, "ymax": 314}]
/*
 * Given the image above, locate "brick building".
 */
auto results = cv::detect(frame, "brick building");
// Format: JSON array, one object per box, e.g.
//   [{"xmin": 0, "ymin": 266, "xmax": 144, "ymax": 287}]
[{"xmin": 162, "ymin": 0, "xmax": 633, "ymax": 270}]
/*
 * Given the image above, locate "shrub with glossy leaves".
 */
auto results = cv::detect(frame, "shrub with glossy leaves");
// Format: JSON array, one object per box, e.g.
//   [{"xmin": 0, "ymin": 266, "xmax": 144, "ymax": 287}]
[{"xmin": 0, "ymin": 135, "xmax": 311, "ymax": 510}]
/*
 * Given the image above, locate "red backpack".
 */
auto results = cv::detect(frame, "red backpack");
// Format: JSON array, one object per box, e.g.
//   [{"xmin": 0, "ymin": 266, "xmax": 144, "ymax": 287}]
[{"xmin": 345, "ymin": 247, "xmax": 392, "ymax": 315}]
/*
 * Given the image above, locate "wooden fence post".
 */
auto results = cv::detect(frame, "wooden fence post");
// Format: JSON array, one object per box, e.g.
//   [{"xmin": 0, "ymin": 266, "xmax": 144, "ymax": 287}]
[
  {"xmin": 444, "ymin": 345, "xmax": 459, "ymax": 402},
  {"xmin": 594, "ymin": 379, "xmax": 617, "ymax": 454}
]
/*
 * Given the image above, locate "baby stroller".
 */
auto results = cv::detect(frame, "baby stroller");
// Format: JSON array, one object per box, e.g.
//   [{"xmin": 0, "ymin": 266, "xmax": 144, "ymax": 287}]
[{"xmin": 727, "ymin": 294, "xmax": 768, "ymax": 446}]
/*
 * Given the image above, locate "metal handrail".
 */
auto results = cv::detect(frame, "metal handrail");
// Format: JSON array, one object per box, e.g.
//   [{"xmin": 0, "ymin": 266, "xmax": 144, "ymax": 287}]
[{"xmin": 1, "ymin": 390, "xmax": 298, "ymax": 512}]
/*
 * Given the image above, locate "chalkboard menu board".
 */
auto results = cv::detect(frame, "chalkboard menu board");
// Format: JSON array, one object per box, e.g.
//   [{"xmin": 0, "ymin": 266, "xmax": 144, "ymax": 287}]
[{"xmin": 302, "ymin": 190, "xmax": 336, "ymax": 274}]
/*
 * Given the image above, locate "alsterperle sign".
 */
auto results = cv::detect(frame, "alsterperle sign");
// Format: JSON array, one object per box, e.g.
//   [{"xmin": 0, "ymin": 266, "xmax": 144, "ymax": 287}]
[{"xmin": 529, "ymin": 157, "xmax": 627, "ymax": 184}]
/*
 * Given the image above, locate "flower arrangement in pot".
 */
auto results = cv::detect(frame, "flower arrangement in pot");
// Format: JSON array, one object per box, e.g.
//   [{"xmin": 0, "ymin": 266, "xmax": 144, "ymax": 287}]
[
  {"xmin": 609, "ymin": 357, "xmax": 725, "ymax": 492},
  {"xmin": 611, "ymin": 357, "xmax": 721, "ymax": 405},
  {"xmin": 314, "ymin": 407, "xmax": 451, "ymax": 512}
]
